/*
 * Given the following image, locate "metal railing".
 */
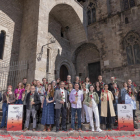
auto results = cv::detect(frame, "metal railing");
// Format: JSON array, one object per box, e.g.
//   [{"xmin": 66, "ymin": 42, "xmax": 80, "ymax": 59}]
[{"xmin": 0, "ymin": 60, "xmax": 28, "ymax": 93}]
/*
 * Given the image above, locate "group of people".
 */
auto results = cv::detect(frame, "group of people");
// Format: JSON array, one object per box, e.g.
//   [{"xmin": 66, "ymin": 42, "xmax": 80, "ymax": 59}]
[{"xmin": 0, "ymin": 75, "xmax": 139, "ymax": 132}]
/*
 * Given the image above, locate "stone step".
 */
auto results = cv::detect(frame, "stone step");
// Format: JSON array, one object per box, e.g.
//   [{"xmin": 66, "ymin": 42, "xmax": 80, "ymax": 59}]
[
  {"xmin": 24, "ymin": 123, "xmax": 93, "ymax": 131},
  {"xmin": 1, "ymin": 129, "xmax": 140, "ymax": 138},
  {"xmin": 23, "ymin": 123, "xmax": 122, "ymax": 131},
  {"xmin": 24, "ymin": 123, "xmax": 72, "ymax": 131}
]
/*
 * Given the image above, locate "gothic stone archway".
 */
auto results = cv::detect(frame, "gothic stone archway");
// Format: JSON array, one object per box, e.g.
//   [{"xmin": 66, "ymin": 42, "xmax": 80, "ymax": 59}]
[
  {"xmin": 73, "ymin": 43, "xmax": 101, "ymax": 83},
  {"xmin": 46, "ymin": 3, "xmax": 86, "ymax": 82}
]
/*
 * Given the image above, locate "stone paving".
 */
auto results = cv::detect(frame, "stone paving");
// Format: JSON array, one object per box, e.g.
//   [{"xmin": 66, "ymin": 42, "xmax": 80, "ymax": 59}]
[
  {"xmin": 0, "ymin": 129, "xmax": 140, "ymax": 139},
  {"xmin": 0, "ymin": 134, "xmax": 140, "ymax": 140}
]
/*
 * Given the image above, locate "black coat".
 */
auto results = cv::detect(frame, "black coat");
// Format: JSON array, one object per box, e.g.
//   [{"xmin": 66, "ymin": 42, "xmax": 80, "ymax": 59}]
[
  {"xmin": 26, "ymin": 92, "xmax": 41, "ymax": 110},
  {"xmin": 137, "ymin": 91, "xmax": 140, "ymax": 102},
  {"xmin": 108, "ymin": 83, "xmax": 120, "ymax": 92}
]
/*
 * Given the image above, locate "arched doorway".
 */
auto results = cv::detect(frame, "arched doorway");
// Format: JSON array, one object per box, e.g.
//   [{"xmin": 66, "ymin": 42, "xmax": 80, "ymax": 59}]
[
  {"xmin": 47, "ymin": 3, "xmax": 86, "ymax": 82},
  {"xmin": 73, "ymin": 43, "xmax": 101, "ymax": 83},
  {"xmin": 60, "ymin": 65, "xmax": 68, "ymax": 81}
]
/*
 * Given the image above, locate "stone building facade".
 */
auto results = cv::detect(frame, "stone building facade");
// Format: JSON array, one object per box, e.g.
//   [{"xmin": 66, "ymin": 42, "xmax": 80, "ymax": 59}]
[{"xmin": 0, "ymin": 0, "xmax": 140, "ymax": 87}]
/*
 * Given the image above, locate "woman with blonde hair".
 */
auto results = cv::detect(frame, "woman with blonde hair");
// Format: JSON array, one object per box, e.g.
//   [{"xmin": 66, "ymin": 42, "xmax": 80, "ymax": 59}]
[
  {"xmin": 41, "ymin": 83, "xmax": 54, "ymax": 132},
  {"xmin": 14, "ymin": 82, "xmax": 25, "ymax": 104}
]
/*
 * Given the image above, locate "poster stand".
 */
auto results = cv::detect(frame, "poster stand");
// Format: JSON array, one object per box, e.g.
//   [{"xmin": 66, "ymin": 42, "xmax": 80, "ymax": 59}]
[
  {"xmin": 7, "ymin": 105, "xmax": 23, "ymax": 131},
  {"xmin": 117, "ymin": 104, "xmax": 134, "ymax": 131}
]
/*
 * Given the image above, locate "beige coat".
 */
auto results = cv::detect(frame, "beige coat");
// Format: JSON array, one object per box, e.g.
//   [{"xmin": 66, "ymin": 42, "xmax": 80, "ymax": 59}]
[{"xmin": 100, "ymin": 90, "xmax": 115, "ymax": 117}]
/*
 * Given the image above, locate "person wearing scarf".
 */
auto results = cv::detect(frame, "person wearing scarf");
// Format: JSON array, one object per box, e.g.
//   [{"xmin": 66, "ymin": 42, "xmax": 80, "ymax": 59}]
[{"xmin": 101, "ymin": 84, "xmax": 115, "ymax": 130}]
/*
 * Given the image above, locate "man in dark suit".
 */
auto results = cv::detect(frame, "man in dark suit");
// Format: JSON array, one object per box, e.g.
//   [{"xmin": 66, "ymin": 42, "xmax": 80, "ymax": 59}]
[
  {"xmin": 54, "ymin": 81, "xmax": 68, "ymax": 132},
  {"xmin": 108, "ymin": 77, "xmax": 120, "ymax": 92},
  {"xmin": 24, "ymin": 85, "xmax": 40, "ymax": 132}
]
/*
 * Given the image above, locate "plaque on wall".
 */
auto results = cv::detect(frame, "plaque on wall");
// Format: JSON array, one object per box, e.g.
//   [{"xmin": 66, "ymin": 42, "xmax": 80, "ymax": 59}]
[{"xmin": 104, "ymin": 60, "xmax": 109, "ymax": 66}]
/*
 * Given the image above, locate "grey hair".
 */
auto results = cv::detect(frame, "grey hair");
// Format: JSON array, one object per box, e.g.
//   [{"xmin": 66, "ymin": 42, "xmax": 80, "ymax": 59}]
[
  {"xmin": 51, "ymin": 80, "xmax": 56, "ymax": 84},
  {"xmin": 128, "ymin": 79, "xmax": 132, "ymax": 82}
]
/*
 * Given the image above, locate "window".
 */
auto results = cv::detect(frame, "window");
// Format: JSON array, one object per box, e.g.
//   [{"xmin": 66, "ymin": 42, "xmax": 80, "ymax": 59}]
[
  {"xmin": 124, "ymin": 32, "xmax": 140, "ymax": 65},
  {"xmin": 61, "ymin": 27, "xmax": 64, "ymax": 38},
  {"xmin": 123, "ymin": 0, "xmax": 136, "ymax": 10},
  {"xmin": 125, "ymin": 17, "xmax": 129, "ymax": 24},
  {"xmin": 87, "ymin": 2, "xmax": 96, "ymax": 25},
  {"xmin": 0, "ymin": 30, "xmax": 6, "ymax": 59}
]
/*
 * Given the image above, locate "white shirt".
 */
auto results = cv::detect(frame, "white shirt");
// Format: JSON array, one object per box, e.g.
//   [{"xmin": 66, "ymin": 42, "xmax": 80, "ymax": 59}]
[
  {"xmin": 70, "ymin": 89, "xmax": 83, "ymax": 108},
  {"xmin": 60, "ymin": 88, "xmax": 65, "ymax": 102},
  {"xmin": 82, "ymin": 89, "xmax": 89, "ymax": 94},
  {"xmin": 92, "ymin": 98, "xmax": 98, "ymax": 109}
]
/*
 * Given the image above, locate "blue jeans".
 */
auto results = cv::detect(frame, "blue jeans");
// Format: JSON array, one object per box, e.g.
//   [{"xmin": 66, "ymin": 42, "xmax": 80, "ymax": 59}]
[
  {"xmin": 113, "ymin": 99, "xmax": 118, "ymax": 115},
  {"xmin": 71, "ymin": 108, "xmax": 81, "ymax": 129},
  {"xmin": 0, "ymin": 103, "xmax": 8, "ymax": 128},
  {"xmin": 15, "ymin": 99, "xmax": 23, "ymax": 104}
]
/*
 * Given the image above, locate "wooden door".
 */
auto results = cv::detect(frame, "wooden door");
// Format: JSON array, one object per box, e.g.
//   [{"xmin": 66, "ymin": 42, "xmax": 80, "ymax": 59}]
[
  {"xmin": 88, "ymin": 62, "xmax": 101, "ymax": 84},
  {"xmin": 60, "ymin": 65, "xmax": 68, "ymax": 81}
]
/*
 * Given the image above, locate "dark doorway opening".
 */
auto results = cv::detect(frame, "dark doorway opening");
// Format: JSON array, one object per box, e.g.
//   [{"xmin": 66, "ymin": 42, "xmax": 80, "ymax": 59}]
[
  {"xmin": 60, "ymin": 65, "xmax": 68, "ymax": 81},
  {"xmin": 88, "ymin": 62, "xmax": 101, "ymax": 84}
]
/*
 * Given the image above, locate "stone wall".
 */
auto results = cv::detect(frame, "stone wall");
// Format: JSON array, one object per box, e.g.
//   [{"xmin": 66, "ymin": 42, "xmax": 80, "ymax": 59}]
[
  {"xmin": 0, "ymin": 0, "xmax": 23, "ymax": 62},
  {"xmin": 35, "ymin": 0, "xmax": 87, "ymax": 82},
  {"xmin": 87, "ymin": 1, "xmax": 140, "ymax": 87},
  {"xmin": 1, "ymin": 0, "xmax": 140, "ymax": 87},
  {"xmin": 18, "ymin": 0, "xmax": 40, "ymax": 83},
  {"xmin": 75, "ymin": 43, "xmax": 100, "ymax": 81},
  {"xmin": 48, "ymin": 15, "xmax": 72, "ymax": 81}
]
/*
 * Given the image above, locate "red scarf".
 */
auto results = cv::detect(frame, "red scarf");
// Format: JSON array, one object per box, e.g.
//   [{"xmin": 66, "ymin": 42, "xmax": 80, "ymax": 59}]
[{"xmin": 106, "ymin": 90, "xmax": 109, "ymax": 101}]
